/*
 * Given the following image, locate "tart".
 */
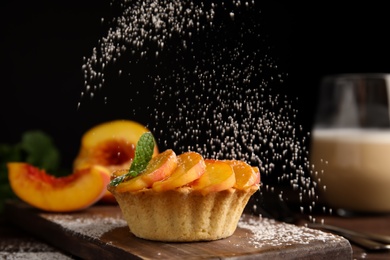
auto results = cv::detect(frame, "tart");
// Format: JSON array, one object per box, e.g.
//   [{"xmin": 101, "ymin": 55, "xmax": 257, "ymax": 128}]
[{"xmin": 107, "ymin": 133, "xmax": 260, "ymax": 242}]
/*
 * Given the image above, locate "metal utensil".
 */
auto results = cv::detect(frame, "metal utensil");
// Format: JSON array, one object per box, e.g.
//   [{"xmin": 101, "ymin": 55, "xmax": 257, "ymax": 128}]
[{"xmin": 308, "ymin": 223, "xmax": 390, "ymax": 251}]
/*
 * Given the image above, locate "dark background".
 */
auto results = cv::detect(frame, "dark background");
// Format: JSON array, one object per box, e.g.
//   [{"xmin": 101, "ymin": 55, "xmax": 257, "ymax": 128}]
[{"xmin": 1, "ymin": 1, "xmax": 390, "ymax": 170}]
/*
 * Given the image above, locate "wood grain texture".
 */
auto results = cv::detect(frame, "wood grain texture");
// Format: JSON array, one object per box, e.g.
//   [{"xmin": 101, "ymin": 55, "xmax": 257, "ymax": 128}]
[{"xmin": 4, "ymin": 200, "xmax": 352, "ymax": 259}]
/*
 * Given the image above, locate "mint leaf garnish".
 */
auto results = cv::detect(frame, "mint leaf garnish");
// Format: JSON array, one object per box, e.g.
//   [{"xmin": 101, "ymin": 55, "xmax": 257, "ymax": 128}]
[
  {"xmin": 21, "ymin": 131, "xmax": 61, "ymax": 173},
  {"xmin": 109, "ymin": 132, "xmax": 155, "ymax": 186}
]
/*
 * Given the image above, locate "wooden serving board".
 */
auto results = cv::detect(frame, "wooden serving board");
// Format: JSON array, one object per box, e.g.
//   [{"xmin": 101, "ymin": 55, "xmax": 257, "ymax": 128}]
[{"xmin": 5, "ymin": 200, "xmax": 352, "ymax": 259}]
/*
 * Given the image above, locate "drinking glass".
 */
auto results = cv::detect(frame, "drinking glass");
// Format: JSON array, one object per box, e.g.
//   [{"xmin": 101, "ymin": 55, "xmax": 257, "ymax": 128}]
[{"xmin": 310, "ymin": 73, "xmax": 390, "ymax": 214}]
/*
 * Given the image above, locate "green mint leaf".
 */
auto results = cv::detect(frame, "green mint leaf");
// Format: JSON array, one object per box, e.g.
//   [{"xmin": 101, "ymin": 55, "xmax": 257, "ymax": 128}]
[
  {"xmin": 110, "ymin": 132, "xmax": 155, "ymax": 186},
  {"xmin": 128, "ymin": 132, "xmax": 155, "ymax": 175},
  {"xmin": 20, "ymin": 131, "xmax": 61, "ymax": 173},
  {"xmin": 0, "ymin": 143, "xmax": 21, "ymax": 212}
]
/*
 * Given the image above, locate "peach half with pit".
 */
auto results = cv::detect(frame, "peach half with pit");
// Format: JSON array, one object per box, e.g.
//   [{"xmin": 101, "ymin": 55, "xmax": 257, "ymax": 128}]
[
  {"xmin": 73, "ymin": 120, "xmax": 159, "ymax": 203},
  {"xmin": 7, "ymin": 162, "xmax": 110, "ymax": 212}
]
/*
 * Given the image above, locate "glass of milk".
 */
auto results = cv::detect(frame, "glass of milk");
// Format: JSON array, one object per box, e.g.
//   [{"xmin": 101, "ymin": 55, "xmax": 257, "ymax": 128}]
[{"xmin": 310, "ymin": 73, "xmax": 390, "ymax": 214}]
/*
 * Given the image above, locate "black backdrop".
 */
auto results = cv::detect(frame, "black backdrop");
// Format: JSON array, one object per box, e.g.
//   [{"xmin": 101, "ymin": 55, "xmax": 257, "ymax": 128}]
[{"xmin": 1, "ymin": 1, "xmax": 390, "ymax": 170}]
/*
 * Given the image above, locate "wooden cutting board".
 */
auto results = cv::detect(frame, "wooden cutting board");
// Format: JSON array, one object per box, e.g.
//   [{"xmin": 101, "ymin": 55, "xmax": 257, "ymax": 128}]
[{"xmin": 5, "ymin": 200, "xmax": 352, "ymax": 259}]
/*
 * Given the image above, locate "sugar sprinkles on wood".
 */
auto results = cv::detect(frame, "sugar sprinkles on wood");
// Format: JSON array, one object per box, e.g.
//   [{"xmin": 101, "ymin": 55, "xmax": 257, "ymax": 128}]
[
  {"xmin": 80, "ymin": 0, "xmax": 324, "ymax": 218},
  {"xmin": 0, "ymin": 237, "xmax": 73, "ymax": 259},
  {"xmin": 237, "ymin": 216, "xmax": 345, "ymax": 248},
  {"xmin": 42, "ymin": 213, "xmax": 127, "ymax": 239}
]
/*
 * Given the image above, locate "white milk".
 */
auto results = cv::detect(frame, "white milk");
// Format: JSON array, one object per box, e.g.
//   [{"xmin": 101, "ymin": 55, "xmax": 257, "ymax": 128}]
[{"xmin": 310, "ymin": 128, "xmax": 390, "ymax": 212}]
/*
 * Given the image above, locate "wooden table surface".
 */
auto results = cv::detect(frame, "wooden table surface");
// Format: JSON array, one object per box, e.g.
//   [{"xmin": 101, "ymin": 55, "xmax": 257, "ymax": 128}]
[{"xmin": 1, "ymin": 202, "xmax": 389, "ymax": 260}]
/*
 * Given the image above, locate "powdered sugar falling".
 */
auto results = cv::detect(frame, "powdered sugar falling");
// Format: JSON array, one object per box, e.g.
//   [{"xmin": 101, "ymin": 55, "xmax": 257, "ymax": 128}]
[{"xmin": 80, "ymin": 0, "xmax": 322, "ymax": 217}]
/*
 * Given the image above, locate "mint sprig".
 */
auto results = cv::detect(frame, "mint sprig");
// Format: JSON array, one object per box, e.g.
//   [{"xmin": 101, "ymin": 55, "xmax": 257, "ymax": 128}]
[{"xmin": 109, "ymin": 132, "xmax": 155, "ymax": 187}]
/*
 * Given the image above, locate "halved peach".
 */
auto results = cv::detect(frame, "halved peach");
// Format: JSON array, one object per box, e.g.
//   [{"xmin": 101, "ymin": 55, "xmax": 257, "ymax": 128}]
[
  {"xmin": 73, "ymin": 120, "xmax": 159, "ymax": 203},
  {"xmin": 7, "ymin": 162, "xmax": 110, "ymax": 212},
  {"xmin": 112, "ymin": 149, "xmax": 178, "ymax": 192},
  {"xmin": 191, "ymin": 159, "xmax": 236, "ymax": 194},
  {"xmin": 224, "ymin": 160, "xmax": 260, "ymax": 189},
  {"xmin": 152, "ymin": 152, "xmax": 206, "ymax": 192},
  {"xmin": 73, "ymin": 120, "xmax": 159, "ymax": 171}
]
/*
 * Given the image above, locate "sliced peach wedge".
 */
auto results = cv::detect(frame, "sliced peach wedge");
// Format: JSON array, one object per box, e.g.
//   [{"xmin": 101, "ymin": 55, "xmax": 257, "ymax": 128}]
[
  {"xmin": 109, "ymin": 169, "xmax": 148, "ymax": 193},
  {"xmin": 152, "ymin": 152, "xmax": 206, "ymax": 192},
  {"xmin": 141, "ymin": 149, "xmax": 178, "ymax": 186},
  {"xmin": 251, "ymin": 166, "xmax": 261, "ymax": 187},
  {"xmin": 191, "ymin": 159, "xmax": 236, "ymax": 194},
  {"xmin": 7, "ymin": 162, "xmax": 110, "ymax": 212},
  {"xmin": 112, "ymin": 149, "xmax": 178, "ymax": 193},
  {"xmin": 224, "ymin": 160, "xmax": 261, "ymax": 190}
]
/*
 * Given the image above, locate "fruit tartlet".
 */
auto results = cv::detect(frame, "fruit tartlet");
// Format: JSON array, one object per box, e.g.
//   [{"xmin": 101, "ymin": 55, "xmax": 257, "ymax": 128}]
[{"xmin": 107, "ymin": 133, "xmax": 260, "ymax": 242}]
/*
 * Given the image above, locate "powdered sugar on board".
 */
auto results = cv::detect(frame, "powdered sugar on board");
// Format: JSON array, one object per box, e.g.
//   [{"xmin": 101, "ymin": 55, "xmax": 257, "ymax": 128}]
[
  {"xmin": 0, "ymin": 238, "xmax": 73, "ymax": 260},
  {"xmin": 41, "ymin": 206, "xmax": 344, "ymax": 250},
  {"xmin": 0, "ymin": 252, "xmax": 73, "ymax": 260},
  {"xmin": 41, "ymin": 212, "xmax": 127, "ymax": 239},
  {"xmin": 6, "ymin": 202, "xmax": 352, "ymax": 259},
  {"xmin": 237, "ymin": 215, "xmax": 345, "ymax": 248},
  {"xmin": 41, "ymin": 207, "xmax": 344, "ymax": 248}
]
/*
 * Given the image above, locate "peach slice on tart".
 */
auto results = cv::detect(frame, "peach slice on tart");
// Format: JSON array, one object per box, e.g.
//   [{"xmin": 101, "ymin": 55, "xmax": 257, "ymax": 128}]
[
  {"xmin": 112, "ymin": 149, "xmax": 178, "ymax": 193},
  {"xmin": 251, "ymin": 166, "xmax": 261, "ymax": 187},
  {"xmin": 7, "ymin": 162, "xmax": 110, "ymax": 212},
  {"xmin": 73, "ymin": 120, "xmax": 159, "ymax": 203},
  {"xmin": 140, "ymin": 149, "xmax": 178, "ymax": 186},
  {"xmin": 191, "ymin": 159, "xmax": 236, "ymax": 194},
  {"xmin": 224, "ymin": 160, "xmax": 261, "ymax": 190},
  {"xmin": 110, "ymin": 169, "xmax": 148, "ymax": 193},
  {"xmin": 152, "ymin": 151, "xmax": 206, "ymax": 192}
]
